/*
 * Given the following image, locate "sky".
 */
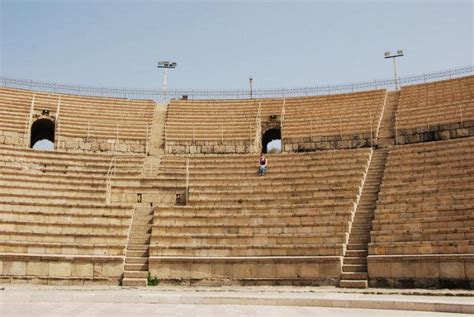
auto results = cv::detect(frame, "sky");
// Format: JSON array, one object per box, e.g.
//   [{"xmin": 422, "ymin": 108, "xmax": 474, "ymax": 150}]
[{"xmin": 0, "ymin": 0, "xmax": 473, "ymax": 92}]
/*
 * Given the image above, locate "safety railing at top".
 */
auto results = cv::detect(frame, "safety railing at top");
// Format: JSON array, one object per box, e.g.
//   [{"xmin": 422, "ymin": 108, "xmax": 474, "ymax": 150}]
[{"xmin": 0, "ymin": 66, "xmax": 472, "ymax": 101}]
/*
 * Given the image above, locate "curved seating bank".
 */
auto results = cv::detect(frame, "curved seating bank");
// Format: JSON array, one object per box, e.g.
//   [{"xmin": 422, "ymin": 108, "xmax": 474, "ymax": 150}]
[{"xmin": 0, "ymin": 75, "xmax": 472, "ymax": 288}]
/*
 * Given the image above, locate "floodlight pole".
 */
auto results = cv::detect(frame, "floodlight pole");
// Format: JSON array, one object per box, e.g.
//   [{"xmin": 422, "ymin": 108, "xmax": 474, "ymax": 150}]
[
  {"xmin": 157, "ymin": 61, "xmax": 177, "ymax": 101},
  {"xmin": 163, "ymin": 68, "xmax": 169, "ymax": 100},
  {"xmin": 384, "ymin": 50, "xmax": 404, "ymax": 90},
  {"xmin": 249, "ymin": 76, "xmax": 253, "ymax": 99}
]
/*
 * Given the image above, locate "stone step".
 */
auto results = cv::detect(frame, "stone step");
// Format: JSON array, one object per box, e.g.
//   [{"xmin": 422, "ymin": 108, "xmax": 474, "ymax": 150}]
[
  {"xmin": 342, "ymin": 264, "xmax": 367, "ymax": 273},
  {"xmin": 125, "ymin": 263, "xmax": 149, "ymax": 271},
  {"xmin": 341, "ymin": 272, "xmax": 368, "ymax": 280},
  {"xmin": 127, "ymin": 245, "xmax": 149, "ymax": 251},
  {"xmin": 128, "ymin": 237, "xmax": 151, "ymax": 244},
  {"xmin": 345, "ymin": 250, "xmax": 367, "ymax": 257},
  {"xmin": 124, "ymin": 271, "xmax": 149, "ymax": 279},
  {"xmin": 347, "ymin": 244, "xmax": 367, "ymax": 250},
  {"xmin": 343, "ymin": 257, "xmax": 367, "ymax": 265},
  {"xmin": 125, "ymin": 257, "xmax": 148, "ymax": 264},
  {"xmin": 126, "ymin": 250, "xmax": 149, "ymax": 257},
  {"xmin": 122, "ymin": 278, "xmax": 147, "ymax": 287},
  {"xmin": 129, "ymin": 227, "xmax": 152, "ymax": 233},
  {"xmin": 339, "ymin": 279, "xmax": 368, "ymax": 288},
  {"xmin": 348, "ymin": 239, "xmax": 370, "ymax": 245}
]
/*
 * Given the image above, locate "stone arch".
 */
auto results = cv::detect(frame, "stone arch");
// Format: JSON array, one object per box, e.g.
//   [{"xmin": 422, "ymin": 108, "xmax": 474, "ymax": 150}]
[
  {"xmin": 30, "ymin": 118, "xmax": 55, "ymax": 149},
  {"xmin": 261, "ymin": 128, "xmax": 281, "ymax": 153}
]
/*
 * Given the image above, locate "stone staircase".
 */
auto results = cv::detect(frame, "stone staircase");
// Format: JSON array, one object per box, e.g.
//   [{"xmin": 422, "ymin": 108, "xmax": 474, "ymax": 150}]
[
  {"xmin": 142, "ymin": 104, "xmax": 167, "ymax": 177},
  {"xmin": 377, "ymin": 91, "xmax": 400, "ymax": 148},
  {"xmin": 339, "ymin": 149, "xmax": 388, "ymax": 288},
  {"xmin": 121, "ymin": 204, "xmax": 154, "ymax": 287}
]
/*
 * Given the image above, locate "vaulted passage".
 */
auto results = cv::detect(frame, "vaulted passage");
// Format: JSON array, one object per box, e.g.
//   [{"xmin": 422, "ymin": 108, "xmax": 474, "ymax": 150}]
[
  {"xmin": 262, "ymin": 128, "xmax": 281, "ymax": 153},
  {"xmin": 31, "ymin": 118, "xmax": 55, "ymax": 150}
]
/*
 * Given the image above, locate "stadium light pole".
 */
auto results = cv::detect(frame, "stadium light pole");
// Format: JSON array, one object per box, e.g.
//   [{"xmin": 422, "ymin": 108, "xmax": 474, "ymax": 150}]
[
  {"xmin": 157, "ymin": 61, "xmax": 177, "ymax": 101},
  {"xmin": 249, "ymin": 75, "xmax": 253, "ymax": 99},
  {"xmin": 384, "ymin": 50, "xmax": 404, "ymax": 90}
]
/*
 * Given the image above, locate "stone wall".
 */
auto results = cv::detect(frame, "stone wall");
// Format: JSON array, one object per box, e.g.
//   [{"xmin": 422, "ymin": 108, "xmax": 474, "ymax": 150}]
[
  {"xmin": 368, "ymin": 255, "xmax": 474, "ymax": 289},
  {"xmin": 396, "ymin": 120, "xmax": 474, "ymax": 145},
  {"xmin": 58, "ymin": 136, "xmax": 145, "ymax": 154},
  {"xmin": 0, "ymin": 254, "xmax": 124, "ymax": 285},
  {"xmin": 283, "ymin": 133, "xmax": 373, "ymax": 152},
  {"xmin": 149, "ymin": 256, "xmax": 342, "ymax": 286},
  {"xmin": 0, "ymin": 131, "xmax": 25, "ymax": 148},
  {"xmin": 166, "ymin": 141, "xmax": 256, "ymax": 154}
]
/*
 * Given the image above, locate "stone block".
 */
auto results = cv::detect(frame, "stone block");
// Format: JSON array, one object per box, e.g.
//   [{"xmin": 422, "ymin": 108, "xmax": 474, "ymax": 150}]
[
  {"xmin": 4, "ymin": 261, "xmax": 26, "ymax": 275},
  {"xmin": 275, "ymin": 263, "xmax": 297, "ymax": 278},
  {"xmin": 415, "ymin": 262, "xmax": 439, "ymax": 278},
  {"xmin": 192, "ymin": 263, "xmax": 212, "ymax": 279},
  {"xmin": 368, "ymin": 261, "xmax": 390, "ymax": 278},
  {"xmin": 336, "ymin": 140, "xmax": 351, "ymax": 148},
  {"xmin": 26, "ymin": 261, "xmax": 48, "ymax": 276},
  {"xmin": 256, "ymin": 263, "xmax": 275, "ymax": 278},
  {"xmin": 49, "ymin": 262, "xmax": 72, "ymax": 278},
  {"xmin": 319, "ymin": 262, "xmax": 340, "ymax": 278},
  {"xmin": 101, "ymin": 262, "xmax": 123, "ymax": 277},
  {"xmin": 72, "ymin": 262, "xmax": 93, "ymax": 278},
  {"xmin": 169, "ymin": 262, "xmax": 191, "ymax": 279},
  {"xmin": 456, "ymin": 128, "xmax": 470, "ymax": 137},
  {"xmin": 465, "ymin": 261, "xmax": 474, "ymax": 279},
  {"xmin": 391, "ymin": 261, "xmax": 414, "ymax": 278},
  {"xmin": 233, "ymin": 263, "xmax": 255, "ymax": 279},
  {"xmin": 297, "ymin": 263, "xmax": 319, "ymax": 278},
  {"xmin": 151, "ymin": 263, "xmax": 170, "ymax": 278},
  {"xmin": 210, "ymin": 263, "xmax": 226, "ymax": 278},
  {"xmin": 438, "ymin": 130, "xmax": 451, "ymax": 140},
  {"xmin": 440, "ymin": 261, "xmax": 465, "ymax": 279}
]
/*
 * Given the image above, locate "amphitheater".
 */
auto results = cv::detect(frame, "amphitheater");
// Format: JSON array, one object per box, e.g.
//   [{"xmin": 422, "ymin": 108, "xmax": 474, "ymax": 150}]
[{"xmin": 0, "ymin": 68, "xmax": 473, "ymax": 298}]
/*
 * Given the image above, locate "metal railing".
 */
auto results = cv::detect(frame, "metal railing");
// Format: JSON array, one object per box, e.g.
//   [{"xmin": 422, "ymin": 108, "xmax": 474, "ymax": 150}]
[
  {"xmin": 1, "ymin": 66, "xmax": 472, "ymax": 100},
  {"xmin": 105, "ymin": 156, "xmax": 117, "ymax": 205}
]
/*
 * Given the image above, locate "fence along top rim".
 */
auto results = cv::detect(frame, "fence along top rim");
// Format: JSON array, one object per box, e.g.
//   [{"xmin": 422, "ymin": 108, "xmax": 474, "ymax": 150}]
[{"xmin": 0, "ymin": 66, "xmax": 472, "ymax": 100}]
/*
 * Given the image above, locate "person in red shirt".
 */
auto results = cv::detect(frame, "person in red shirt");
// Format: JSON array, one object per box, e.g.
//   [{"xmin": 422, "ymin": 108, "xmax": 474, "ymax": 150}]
[{"xmin": 258, "ymin": 153, "xmax": 268, "ymax": 176}]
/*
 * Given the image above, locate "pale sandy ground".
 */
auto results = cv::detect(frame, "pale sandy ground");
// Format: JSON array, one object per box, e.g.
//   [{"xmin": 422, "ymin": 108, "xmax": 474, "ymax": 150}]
[
  {"xmin": 0, "ymin": 302, "xmax": 468, "ymax": 317},
  {"xmin": 0, "ymin": 285, "xmax": 472, "ymax": 317}
]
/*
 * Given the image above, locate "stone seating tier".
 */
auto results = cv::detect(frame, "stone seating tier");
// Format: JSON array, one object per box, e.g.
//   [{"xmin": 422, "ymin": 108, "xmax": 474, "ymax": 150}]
[{"xmin": 367, "ymin": 136, "xmax": 474, "ymax": 288}]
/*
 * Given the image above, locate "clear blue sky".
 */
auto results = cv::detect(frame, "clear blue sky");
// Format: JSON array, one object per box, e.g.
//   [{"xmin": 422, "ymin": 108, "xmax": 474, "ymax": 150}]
[{"xmin": 1, "ymin": 0, "xmax": 472, "ymax": 91}]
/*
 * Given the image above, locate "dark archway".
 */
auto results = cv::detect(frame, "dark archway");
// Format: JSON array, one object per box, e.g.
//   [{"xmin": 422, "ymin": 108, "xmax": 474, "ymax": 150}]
[
  {"xmin": 30, "ymin": 118, "xmax": 55, "ymax": 149},
  {"xmin": 262, "ymin": 128, "xmax": 281, "ymax": 153}
]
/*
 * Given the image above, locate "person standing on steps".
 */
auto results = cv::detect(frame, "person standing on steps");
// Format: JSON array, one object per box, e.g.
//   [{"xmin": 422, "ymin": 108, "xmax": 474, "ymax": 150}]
[{"xmin": 258, "ymin": 153, "xmax": 268, "ymax": 176}]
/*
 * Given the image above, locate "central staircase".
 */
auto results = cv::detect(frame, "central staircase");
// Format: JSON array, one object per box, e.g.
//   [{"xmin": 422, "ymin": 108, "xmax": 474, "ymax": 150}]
[
  {"xmin": 339, "ymin": 149, "xmax": 387, "ymax": 288},
  {"xmin": 121, "ymin": 205, "xmax": 153, "ymax": 286}
]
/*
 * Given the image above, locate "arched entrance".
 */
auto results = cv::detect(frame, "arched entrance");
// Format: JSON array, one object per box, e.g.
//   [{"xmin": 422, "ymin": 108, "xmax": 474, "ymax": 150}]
[
  {"xmin": 262, "ymin": 128, "xmax": 281, "ymax": 153},
  {"xmin": 30, "ymin": 118, "xmax": 55, "ymax": 150}
]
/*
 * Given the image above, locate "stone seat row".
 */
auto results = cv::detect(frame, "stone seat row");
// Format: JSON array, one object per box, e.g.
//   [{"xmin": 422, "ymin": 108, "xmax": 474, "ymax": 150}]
[
  {"xmin": 370, "ymin": 227, "xmax": 474, "ymax": 242},
  {"xmin": 395, "ymin": 76, "xmax": 473, "ymax": 130},
  {"xmin": 375, "ymin": 203, "xmax": 473, "ymax": 215},
  {"xmin": 369, "ymin": 136, "xmax": 474, "ymax": 260},
  {"xmin": 372, "ymin": 214, "xmax": 473, "ymax": 230},
  {"xmin": 0, "ymin": 241, "xmax": 126, "ymax": 256},
  {"xmin": 152, "ymin": 233, "xmax": 347, "ymax": 247},
  {"xmin": 0, "ymin": 201, "xmax": 132, "ymax": 216},
  {"xmin": 149, "ymin": 244, "xmax": 344, "ymax": 257},
  {"xmin": 155, "ymin": 211, "xmax": 353, "ymax": 223},
  {"xmin": 0, "ymin": 145, "xmax": 145, "ymax": 161},
  {"xmin": 160, "ymin": 150, "xmax": 369, "ymax": 164},
  {"xmin": 166, "ymin": 104, "xmax": 382, "ymax": 119},
  {"xmin": 0, "ymin": 230, "xmax": 127, "ymax": 245},
  {"xmin": 156, "ymin": 202, "xmax": 356, "ymax": 214},
  {"xmin": 368, "ymin": 240, "xmax": 473, "ymax": 255}
]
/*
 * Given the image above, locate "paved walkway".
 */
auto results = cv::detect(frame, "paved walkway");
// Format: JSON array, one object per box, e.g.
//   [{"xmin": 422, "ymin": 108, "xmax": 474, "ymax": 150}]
[
  {"xmin": 0, "ymin": 285, "xmax": 473, "ymax": 316},
  {"xmin": 0, "ymin": 302, "xmax": 468, "ymax": 317}
]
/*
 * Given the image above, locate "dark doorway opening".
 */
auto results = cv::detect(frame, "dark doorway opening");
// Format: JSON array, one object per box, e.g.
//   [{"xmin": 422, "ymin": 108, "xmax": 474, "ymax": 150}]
[
  {"xmin": 262, "ymin": 128, "xmax": 281, "ymax": 153},
  {"xmin": 31, "ymin": 118, "xmax": 55, "ymax": 150}
]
